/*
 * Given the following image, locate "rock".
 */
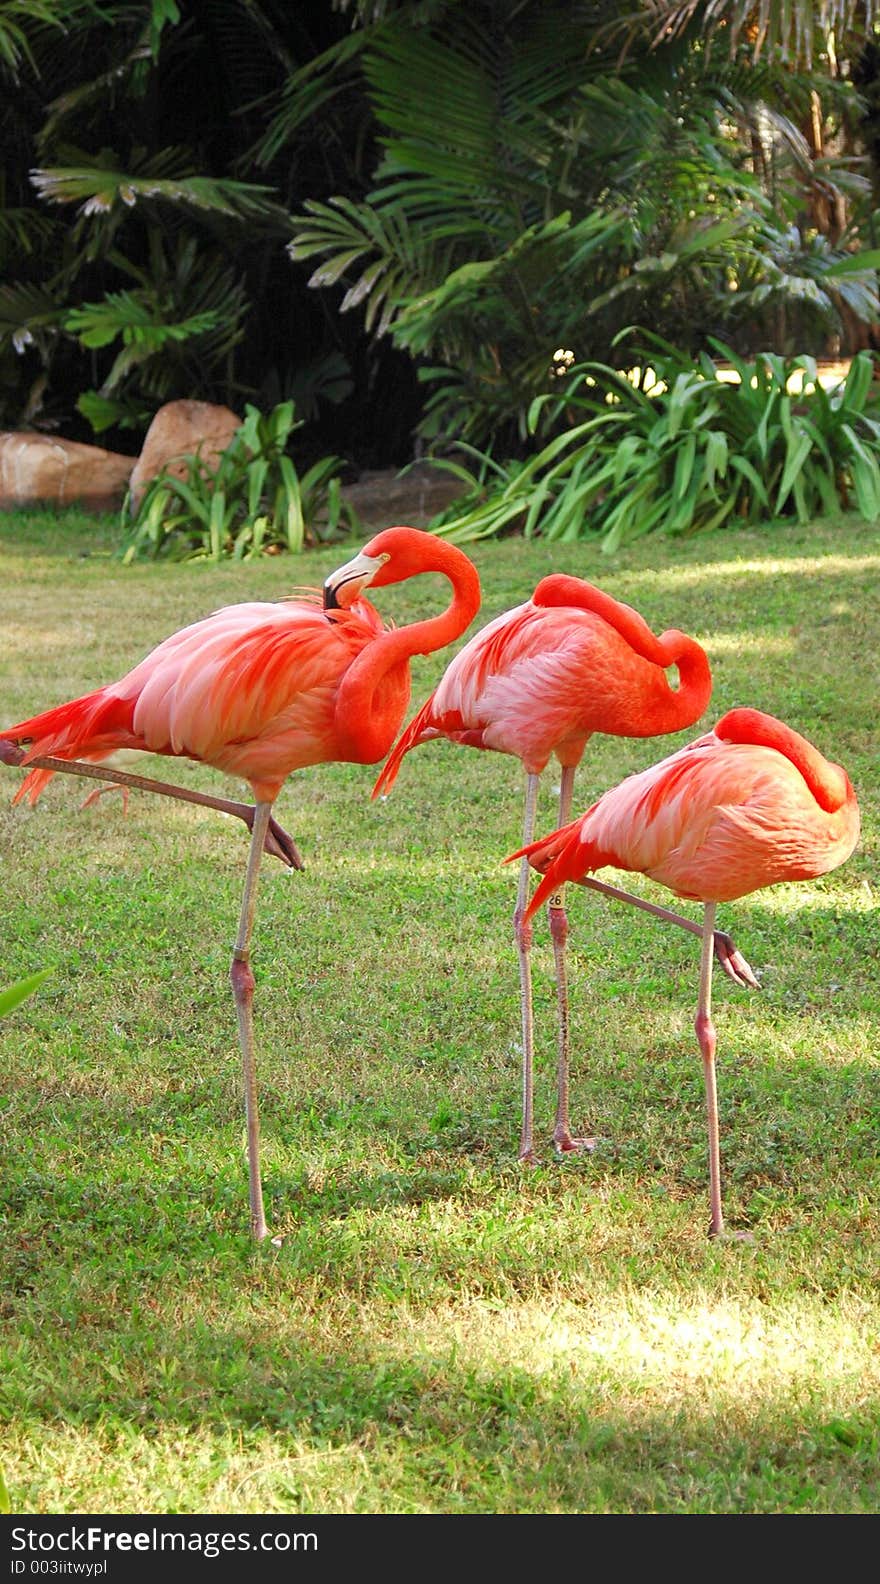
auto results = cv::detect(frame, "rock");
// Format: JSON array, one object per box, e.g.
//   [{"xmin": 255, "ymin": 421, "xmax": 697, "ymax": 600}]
[
  {"xmin": 128, "ymin": 400, "xmax": 243, "ymax": 509},
  {"xmin": 340, "ymin": 463, "xmax": 469, "ymax": 528},
  {"xmin": 0, "ymin": 432, "xmax": 135, "ymax": 511}
]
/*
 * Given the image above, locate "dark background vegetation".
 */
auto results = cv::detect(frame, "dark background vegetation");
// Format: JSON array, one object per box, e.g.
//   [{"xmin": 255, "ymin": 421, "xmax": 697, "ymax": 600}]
[{"xmin": 2, "ymin": 0, "xmax": 879, "ymax": 476}]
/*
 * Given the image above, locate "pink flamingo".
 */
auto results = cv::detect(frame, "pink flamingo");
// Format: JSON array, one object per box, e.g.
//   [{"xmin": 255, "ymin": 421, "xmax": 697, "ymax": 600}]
[
  {"xmin": 1, "ymin": 526, "xmax": 481, "ymax": 1239},
  {"xmin": 373, "ymin": 573, "xmax": 746, "ymax": 1164},
  {"xmin": 513, "ymin": 707, "xmax": 861, "ymax": 1236}
]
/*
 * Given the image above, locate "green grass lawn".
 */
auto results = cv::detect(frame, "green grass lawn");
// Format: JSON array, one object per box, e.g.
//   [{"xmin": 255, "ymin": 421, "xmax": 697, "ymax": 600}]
[{"xmin": 0, "ymin": 507, "xmax": 877, "ymax": 1515}]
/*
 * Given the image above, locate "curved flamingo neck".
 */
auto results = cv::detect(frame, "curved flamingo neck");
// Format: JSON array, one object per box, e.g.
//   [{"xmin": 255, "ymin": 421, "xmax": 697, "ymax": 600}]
[
  {"xmin": 715, "ymin": 708, "xmax": 851, "ymax": 813},
  {"xmin": 533, "ymin": 574, "xmax": 712, "ymax": 730},
  {"xmin": 335, "ymin": 542, "xmax": 481, "ymax": 762}
]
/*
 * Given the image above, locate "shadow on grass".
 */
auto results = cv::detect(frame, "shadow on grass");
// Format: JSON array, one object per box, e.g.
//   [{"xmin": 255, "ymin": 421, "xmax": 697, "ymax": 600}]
[
  {"xmin": 4, "ymin": 1305, "xmax": 879, "ymax": 1513},
  {"xmin": 4, "ymin": 989, "xmax": 877, "ymax": 1265},
  {"xmin": 4, "ymin": 1030, "xmax": 878, "ymax": 1509}
]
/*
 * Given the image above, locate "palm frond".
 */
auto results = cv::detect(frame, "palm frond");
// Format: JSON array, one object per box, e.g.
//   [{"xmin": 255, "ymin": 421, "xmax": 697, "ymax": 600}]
[
  {"xmin": 55, "ymin": 228, "xmax": 248, "ymax": 409},
  {"xmin": 290, "ymin": 196, "xmax": 458, "ymax": 335},
  {"xmin": 0, "ymin": 278, "xmax": 65, "ymax": 354},
  {"xmin": 730, "ymin": 222, "xmax": 880, "ymax": 333},
  {"xmin": 0, "ymin": 205, "xmax": 56, "ymax": 255},
  {"xmin": 0, "ymin": 0, "xmax": 65, "ymax": 81},
  {"xmin": 254, "ymin": 29, "xmax": 371, "ymax": 167},
  {"xmin": 65, "ymin": 291, "xmax": 221, "ymax": 351},
  {"xmin": 395, "ymin": 211, "xmax": 624, "ymax": 354},
  {"xmin": 30, "ymin": 163, "xmax": 290, "ymax": 226},
  {"xmin": 364, "ymin": 16, "xmax": 599, "ymax": 210},
  {"xmin": 616, "ymin": 1, "xmax": 877, "ymax": 67},
  {"xmin": 37, "ymin": 30, "xmax": 154, "ymax": 150}
]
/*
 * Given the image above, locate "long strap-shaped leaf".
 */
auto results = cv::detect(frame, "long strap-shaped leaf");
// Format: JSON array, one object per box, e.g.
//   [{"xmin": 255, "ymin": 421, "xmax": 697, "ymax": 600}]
[{"xmin": 0, "ymin": 970, "xmax": 51, "ymax": 1020}]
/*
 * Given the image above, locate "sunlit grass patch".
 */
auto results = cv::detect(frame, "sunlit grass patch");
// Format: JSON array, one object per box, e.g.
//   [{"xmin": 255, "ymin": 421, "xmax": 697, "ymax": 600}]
[{"xmin": 625, "ymin": 552, "xmax": 880, "ymax": 590}]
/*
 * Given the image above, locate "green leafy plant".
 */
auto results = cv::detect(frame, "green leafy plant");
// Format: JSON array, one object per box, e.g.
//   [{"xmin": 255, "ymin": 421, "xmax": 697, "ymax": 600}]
[
  {"xmin": 427, "ymin": 341, "xmax": 880, "ymax": 551},
  {"xmin": 3, "ymin": 2, "xmax": 878, "ymax": 457},
  {"xmin": 729, "ymin": 224, "xmax": 880, "ymax": 357},
  {"xmin": 121, "ymin": 401, "xmax": 358, "ymax": 562},
  {"xmin": 61, "ymin": 232, "xmax": 252, "ymax": 434},
  {"xmin": 288, "ymin": 13, "xmax": 879, "ymax": 452},
  {"xmin": 0, "ymin": 12, "xmax": 299, "ymax": 432}
]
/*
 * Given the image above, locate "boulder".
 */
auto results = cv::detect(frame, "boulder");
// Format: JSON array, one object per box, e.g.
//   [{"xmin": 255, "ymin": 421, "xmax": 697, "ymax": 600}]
[
  {"xmin": 0, "ymin": 432, "xmax": 135, "ymax": 511},
  {"xmin": 340, "ymin": 463, "xmax": 469, "ymax": 528},
  {"xmin": 128, "ymin": 399, "xmax": 243, "ymax": 509}
]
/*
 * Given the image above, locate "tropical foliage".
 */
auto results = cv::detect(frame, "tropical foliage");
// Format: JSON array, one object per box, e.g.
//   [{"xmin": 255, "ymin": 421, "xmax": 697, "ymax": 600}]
[
  {"xmin": 1, "ymin": 1, "xmax": 879, "ymax": 474},
  {"xmin": 121, "ymin": 402, "xmax": 356, "ymax": 562},
  {"xmin": 425, "ymin": 342, "xmax": 880, "ymax": 550},
  {"xmin": 289, "ymin": 4, "xmax": 880, "ymax": 450},
  {"xmin": 630, "ymin": 0, "xmax": 877, "ymax": 67},
  {"xmin": 0, "ymin": 3, "xmax": 383, "ymax": 454}
]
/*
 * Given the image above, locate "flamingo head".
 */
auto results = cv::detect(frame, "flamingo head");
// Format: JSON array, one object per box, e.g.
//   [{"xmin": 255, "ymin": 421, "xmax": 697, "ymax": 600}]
[
  {"xmin": 323, "ymin": 546, "xmax": 390, "ymax": 611},
  {"xmin": 323, "ymin": 526, "xmax": 466, "ymax": 610}
]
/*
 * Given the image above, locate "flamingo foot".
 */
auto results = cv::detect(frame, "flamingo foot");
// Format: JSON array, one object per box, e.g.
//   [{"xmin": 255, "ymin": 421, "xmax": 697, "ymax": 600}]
[
  {"xmin": 75, "ymin": 786, "xmax": 302, "ymax": 871},
  {"xmin": 1, "ymin": 742, "xmax": 305, "ymax": 872},
  {"xmin": 709, "ymin": 1226, "xmax": 756, "ymax": 1244},
  {"xmin": 554, "ymin": 1132, "xmax": 598, "ymax": 1154},
  {"xmin": 80, "ymin": 783, "xmax": 130, "ymax": 814},
  {"xmin": 263, "ymin": 815, "xmax": 304, "ymax": 871},
  {"xmin": 714, "ymin": 931, "xmax": 760, "ymax": 990},
  {"xmin": 518, "ymin": 1147, "xmax": 541, "ymax": 1168}
]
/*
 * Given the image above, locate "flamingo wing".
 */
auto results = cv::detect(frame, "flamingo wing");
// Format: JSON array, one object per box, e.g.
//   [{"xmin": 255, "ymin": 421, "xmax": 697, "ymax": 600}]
[
  {"xmin": 123, "ymin": 601, "xmax": 381, "ymax": 787},
  {"xmin": 372, "ymin": 601, "xmax": 531, "ymax": 793},
  {"xmin": 518, "ymin": 730, "xmax": 860, "ymax": 917},
  {"xmin": 5, "ymin": 598, "xmax": 383, "ymax": 803},
  {"xmin": 376, "ymin": 598, "xmax": 666, "ymax": 793}
]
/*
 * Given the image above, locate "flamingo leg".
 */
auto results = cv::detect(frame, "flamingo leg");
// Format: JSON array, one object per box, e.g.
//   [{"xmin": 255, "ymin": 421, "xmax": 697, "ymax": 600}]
[
  {"xmin": 0, "ymin": 743, "xmax": 303, "ymax": 870},
  {"xmin": 696, "ymin": 903, "xmax": 755, "ymax": 1243},
  {"xmin": 230, "ymin": 798, "xmax": 273, "ymax": 1241},
  {"xmin": 696, "ymin": 901, "xmax": 725, "ymax": 1238},
  {"xmin": 572, "ymin": 874, "xmax": 759, "ymax": 990},
  {"xmin": 550, "ymin": 764, "xmax": 597, "ymax": 1155},
  {"xmin": 515, "ymin": 773, "xmax": 540, "ymax": 1166}
]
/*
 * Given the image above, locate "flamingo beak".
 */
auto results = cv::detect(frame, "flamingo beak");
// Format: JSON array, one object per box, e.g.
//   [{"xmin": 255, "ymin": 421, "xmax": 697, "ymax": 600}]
[{"xmin": 323, "ymin": 550, "xmax": 386, "ymax": 611}]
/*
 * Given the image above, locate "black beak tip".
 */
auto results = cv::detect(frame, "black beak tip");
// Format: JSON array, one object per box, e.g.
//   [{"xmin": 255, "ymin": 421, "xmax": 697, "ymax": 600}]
[{"xmin": 323, "ymin": 579, "xmax": 340, "ymax": 611}]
